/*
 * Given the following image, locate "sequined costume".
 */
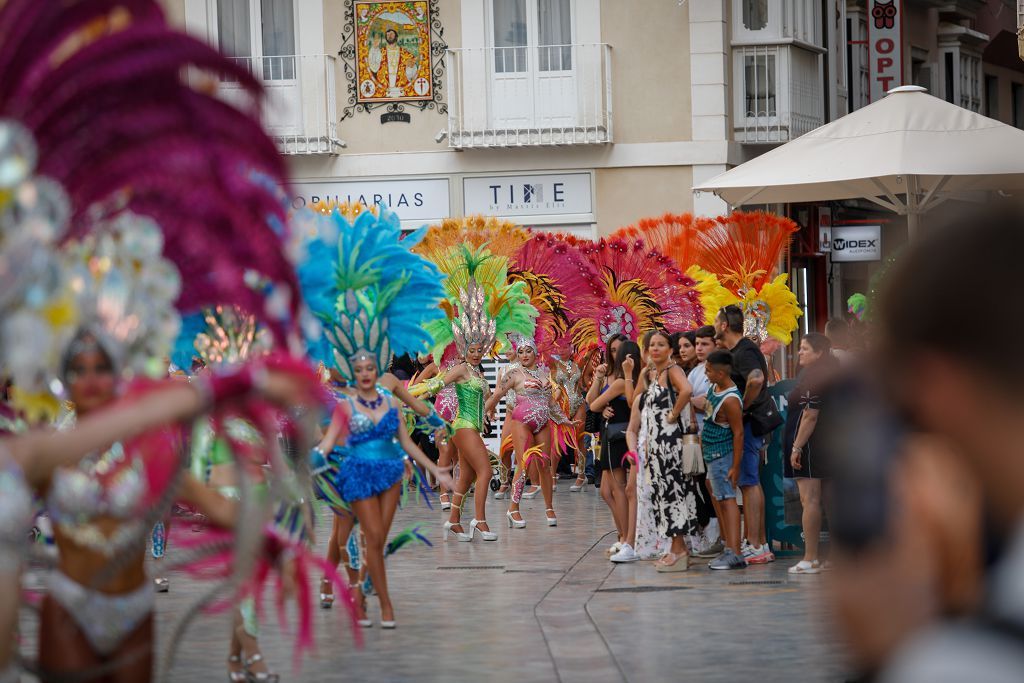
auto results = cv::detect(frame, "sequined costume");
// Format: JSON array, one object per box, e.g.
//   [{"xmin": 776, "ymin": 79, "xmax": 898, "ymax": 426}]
[
  {"xmin": 332, "ymin": 395, "xmax": 406, "ymax": 502},
  {"xmin": 47, "ymin": 443, "xmax": 146, "ymax": 558},
  {"xmin": 554, "ymin": 361, "xmax": 585, "ymax": 416},
  {"xmin": 44, "ymin": 442, "xmax": 155, "ymax": 650},
  {"xmin": 434, "ymin": 357, "xmax": 460, "ymax": 422},
  {"xmin": 452, "ymin": 376, "xmax": 487, "ymax": 432},
  {"xmin": 510, "ymin": 367, "xmax": 558, "ymax": 434}
]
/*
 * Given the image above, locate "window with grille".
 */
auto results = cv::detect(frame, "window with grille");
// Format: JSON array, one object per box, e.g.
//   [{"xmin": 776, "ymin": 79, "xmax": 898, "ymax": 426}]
[{"xmin": 744, "ymin": 53, "xmax": 778, "ymax": 118}]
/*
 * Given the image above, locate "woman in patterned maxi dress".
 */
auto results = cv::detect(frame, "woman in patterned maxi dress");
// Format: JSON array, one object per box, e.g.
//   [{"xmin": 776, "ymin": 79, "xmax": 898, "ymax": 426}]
[{"xmin": 638, "ymin": 331, "xmax": 700, "ymax": 571}]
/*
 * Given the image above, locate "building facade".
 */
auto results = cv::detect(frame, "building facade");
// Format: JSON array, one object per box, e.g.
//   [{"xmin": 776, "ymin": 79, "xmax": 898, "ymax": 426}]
[
  {"xmin": 161, "ymin": 0, "xmax": 852, "ymax": 238},
  {"xmin": 160, "ymin": 1, "xmax": 1021, "ymax": 340}
]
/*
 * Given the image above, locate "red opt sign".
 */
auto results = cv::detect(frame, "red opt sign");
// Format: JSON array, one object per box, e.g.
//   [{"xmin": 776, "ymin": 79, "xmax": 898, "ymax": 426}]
[{"xmin": 868, "ymin": 0, "xmax": 903, "ymax": 101}]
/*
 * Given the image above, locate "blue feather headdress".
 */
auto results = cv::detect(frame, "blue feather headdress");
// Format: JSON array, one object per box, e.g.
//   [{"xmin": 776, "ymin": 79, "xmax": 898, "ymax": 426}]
[{"xmin": 296, "ymin": 205, "xmax": 445, "ymax": 379}]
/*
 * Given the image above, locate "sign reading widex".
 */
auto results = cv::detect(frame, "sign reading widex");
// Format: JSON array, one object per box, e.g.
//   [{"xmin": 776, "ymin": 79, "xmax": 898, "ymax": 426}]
[
  {"xmin": 831, "ymin": 225, "xmax": 881, "ymax": 262},
  {"xmin": 464, "ymin": 173, "xmax": 592, "ymax": 217},
  {"xmin": 868, "ymin": 0, "xmax": 903, "ymax": 102},
  {"xmin": 290, "ymin": 178, "xmax": 450, "ymax": 222}
]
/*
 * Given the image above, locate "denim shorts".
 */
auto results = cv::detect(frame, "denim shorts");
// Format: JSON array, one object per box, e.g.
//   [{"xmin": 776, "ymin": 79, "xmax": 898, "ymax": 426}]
[
  {"xmin": 740, "ymin": 422, "xmax": 764, "ymax": 487},
  {"xmin": 707, "ymin": 455, "xmax": 738, "ymax": 501}
]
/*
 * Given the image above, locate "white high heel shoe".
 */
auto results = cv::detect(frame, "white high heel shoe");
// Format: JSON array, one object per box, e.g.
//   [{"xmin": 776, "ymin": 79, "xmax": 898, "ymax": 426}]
[
  {"xmin": 470, "ymin": 519, "xmax": 498, "ymax": 541},
  {"xmin": 443, "ymin": 521, "xmax": 472, "ymax": 542},
  {"xmin": 506, "ymin": 510, "xmax": 527, "ymax": 529},
  {"xmin": 522, "ymin": 486, "xmax": 540, "ymax": 499},
  {"xmin": 439, "ymin": 492, "xmax": 452, "ymax": 511},
  {"xmin": 545, "ymin": 509, "xmax": 558, "ymax": 527},
  {"xmin": 569, "ymin": 478, "xmax": 588, "ymax": 492}
]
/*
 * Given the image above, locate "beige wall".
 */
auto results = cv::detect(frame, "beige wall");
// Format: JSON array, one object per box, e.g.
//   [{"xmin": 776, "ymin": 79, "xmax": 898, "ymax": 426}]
[
  {"xmin": 161, "ymin": 0, "xmax": 185, "ymax": 24},
  {"xmin": 600, "ymin": 0, "xmax": 691, "ymax": 143},
  {"xmin": 594, "ymin": 166, "xmax": 693, "ymax": 235}
]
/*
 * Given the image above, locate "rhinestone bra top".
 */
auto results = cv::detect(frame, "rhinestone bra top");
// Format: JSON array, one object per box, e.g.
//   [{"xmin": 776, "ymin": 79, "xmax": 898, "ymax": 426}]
[
  {"xmin": 47, "ymin": 443, "xmax": 145, "ymax": 523},
  {"xmin": 347, "ymin": 406, "xmax": 400, "ymax": 446}
]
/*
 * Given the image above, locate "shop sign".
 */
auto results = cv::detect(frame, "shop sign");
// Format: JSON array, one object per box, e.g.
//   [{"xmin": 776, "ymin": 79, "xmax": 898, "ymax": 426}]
[
  {"xmin": 868, "ymin": 0, "xmax": 904, "ymax": 102},
  {"xmin": 290, "ymin": 178, "xmax": 450, "ymax": 222},
  {"xmin": 831, "ymin": 225, "xmax": 881, "ymax": 262},
  {"xmin": 463, "ymin": 173, "xmax": 592, "ymax": 217}
]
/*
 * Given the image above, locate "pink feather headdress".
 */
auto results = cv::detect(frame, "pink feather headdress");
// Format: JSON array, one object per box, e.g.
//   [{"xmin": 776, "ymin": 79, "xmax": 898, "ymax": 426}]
[{"xmin": 0, "ymin": 0, "xmax": 299, "ymax": 340}]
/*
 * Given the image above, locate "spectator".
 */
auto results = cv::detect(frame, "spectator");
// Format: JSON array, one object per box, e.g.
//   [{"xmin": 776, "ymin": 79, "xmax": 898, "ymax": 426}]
[
  {"xmin": 857, "ymin": 204, "xmax": 1017, "ymax": 682},
  {"xmin": 586, "ymin": 333, "xmax": 632, "ymax": 557},
  {"xmin": 633, "ymin": 330, "xmax": 698, "ymax": 572},
  {"xmin": 715, "ymin": 305, "xmax": 780, "ymax": 565},
  {"xmin": 825, "ymin": 319, "xmax": 855, "ymax": 365},
  {"xmin": 701, "ymin": 350, "xmax": 746, "ymax": 570},
  {"xmin": 678, "ymin": 331, "xmax": 699, "ymax": 373},
  {"xmin": 689, "ymin": 325, "xmax": 723, "ymax": 556},
  {"xmin": 784, "ymin": 333, "xmax": 837, "ymax": 575}
]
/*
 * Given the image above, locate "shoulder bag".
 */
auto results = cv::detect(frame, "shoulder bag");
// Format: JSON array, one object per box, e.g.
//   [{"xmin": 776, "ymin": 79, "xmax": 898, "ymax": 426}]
[{"xmin": 665, "ymin": 368, "xmax": 705, "ymax": 476}]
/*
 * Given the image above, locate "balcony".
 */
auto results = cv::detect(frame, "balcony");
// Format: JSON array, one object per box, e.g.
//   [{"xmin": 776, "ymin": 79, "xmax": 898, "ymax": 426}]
[
  {"xmin": 223, "ymin": 55, "xmax": 343, "ymax": 155},
  {"xmin": 732, "ymin": 44, "xmax": 824, "ymax": 144},
  {"xmin": 446, "ymin": 44, "xmax": 613, "ymax": 148}
]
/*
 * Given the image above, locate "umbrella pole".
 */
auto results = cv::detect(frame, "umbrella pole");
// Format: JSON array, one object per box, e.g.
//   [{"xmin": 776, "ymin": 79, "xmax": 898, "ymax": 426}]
[
  {"xmin": 907, "ymin": 209, "xmax": 920, "ymax": 240},
  {"xmin": 906, "ymin": 176, "xmax": 921, "ymax": 240}
]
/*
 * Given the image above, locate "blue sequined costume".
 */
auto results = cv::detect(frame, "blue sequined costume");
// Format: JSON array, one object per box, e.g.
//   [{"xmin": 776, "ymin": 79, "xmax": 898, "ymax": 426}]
[{"xmin": 327, "ymin": 393, "xmax": 407, "ymax": 503}]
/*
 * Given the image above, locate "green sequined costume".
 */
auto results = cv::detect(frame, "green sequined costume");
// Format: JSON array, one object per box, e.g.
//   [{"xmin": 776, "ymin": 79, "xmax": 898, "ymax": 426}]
[{"xmin": 451, "ymin": 376, "xmax": 486, "ymax": 432}]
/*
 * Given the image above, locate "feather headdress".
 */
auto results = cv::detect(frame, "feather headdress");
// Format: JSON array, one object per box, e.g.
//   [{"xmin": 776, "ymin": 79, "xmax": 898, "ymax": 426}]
[
  {"xmin": 61, "ymin": 211, "xmax": 182, "ymax": 380},
  {"xmin": 0, "ymin": 119, "xmax": 77, "ymax": 419},
  {"xmin": 688, "ymin": 211, "xmax": 802, "ymax": 344},
  {"xmin": 411, "ymin": 215, "xmax": 531, "ymax": 263},
  {"xmin": 424, "ymin": 244, "xmax": 537, "ymax": 359},
  {"xmin": 192, "ymin": 306, "xmax": 272, "ymax": 369},
  {"xmin": 0, "ymin": 0, "xmax": 299, "ymax": 340},
  {"xmin": 296, "ymin": 205, "xmax": 445, "ymax": 380},
  {"xmin": 509, "ymin": 232, "xmax": 607, "ymax": 361},
  {"xmin": 612, "ymin": 212, "xmax": 715, "ymax": 271},
  {"xmin": 562, "ymin": 235, "xmax": 703, "ymax": 351}
]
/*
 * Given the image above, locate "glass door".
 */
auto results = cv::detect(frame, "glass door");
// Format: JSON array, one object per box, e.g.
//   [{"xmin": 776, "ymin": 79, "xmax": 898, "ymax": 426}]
[
  {"xmin": 488, "ymin": 0, "xmax": 576, "ymax": 131},
  {"xmin": 215, "ymin": 0, "xmax": 300, "ymax": 136}
]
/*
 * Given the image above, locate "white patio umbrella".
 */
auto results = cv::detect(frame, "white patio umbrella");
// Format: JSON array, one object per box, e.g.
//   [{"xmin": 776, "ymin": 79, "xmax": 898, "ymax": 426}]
[{"xmin": 694, "ymin": 86, "xmax": 1024, "ymax": 236}]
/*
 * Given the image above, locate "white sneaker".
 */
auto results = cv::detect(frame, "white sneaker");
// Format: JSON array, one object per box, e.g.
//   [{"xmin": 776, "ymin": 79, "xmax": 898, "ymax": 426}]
[
  {"xmin": 741, "ymin": 539, "xmax": 755, "ymax": 560},
  {"xmin": 605, "ymin": 541, "xmax": 623, "ymax": 557},
  {"xmin": 610, "ymin": 544, "xmax": 638, "ymax": 563}
]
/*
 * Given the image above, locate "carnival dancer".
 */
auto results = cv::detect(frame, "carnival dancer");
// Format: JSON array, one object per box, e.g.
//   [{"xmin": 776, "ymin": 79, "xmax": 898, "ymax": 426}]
[
  {"xmin": 412, "ymin": 245, "xmax": 537, "ymax": 542},
  {"xmin": 296, "ymin": 204, "xmax": 445, "ymax": 615},
  {"xmin": 553, "ymin": 353, "xmax": 593, "ymax": 491},
  {"xmin": 487, "ymin": 334, "xmax": 570, "ymax": 528},
  {"xmin": 494, "ymin": 346, "xmax": 521, "ymax": 500},
  {"xmin": 305, "ymin": 205, "xmax": 453, "ymax": 628},
  {"xmin": 28, "ymin": 240, "xmax": 321, "ymax": 681},
  {"xmin": 0, "ymin": 2, "xmax": 332, "ymax": 679},
  {"xmin": 181, "ymin": 306, "xmax": 288, "ymax": 682}
]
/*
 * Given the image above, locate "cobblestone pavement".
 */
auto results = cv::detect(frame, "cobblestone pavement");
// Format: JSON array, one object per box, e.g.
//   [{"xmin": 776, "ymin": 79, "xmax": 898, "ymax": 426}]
[{"xmin": 23, "ymin": 486, "xmax": 850, "ymax": 683}]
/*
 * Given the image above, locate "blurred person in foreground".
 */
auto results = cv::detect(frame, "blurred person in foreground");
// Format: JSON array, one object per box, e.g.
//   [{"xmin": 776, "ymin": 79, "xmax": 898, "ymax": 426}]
[{"xmin": 834, "ymin": 203, "xmax": 1024, "ymax": 682}]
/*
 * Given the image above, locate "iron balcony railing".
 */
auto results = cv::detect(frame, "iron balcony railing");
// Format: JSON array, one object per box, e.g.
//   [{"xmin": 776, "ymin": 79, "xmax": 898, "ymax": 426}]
[{"xmin": 225, "ymin": 54, "xmax": 343, "ymax": 155}]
